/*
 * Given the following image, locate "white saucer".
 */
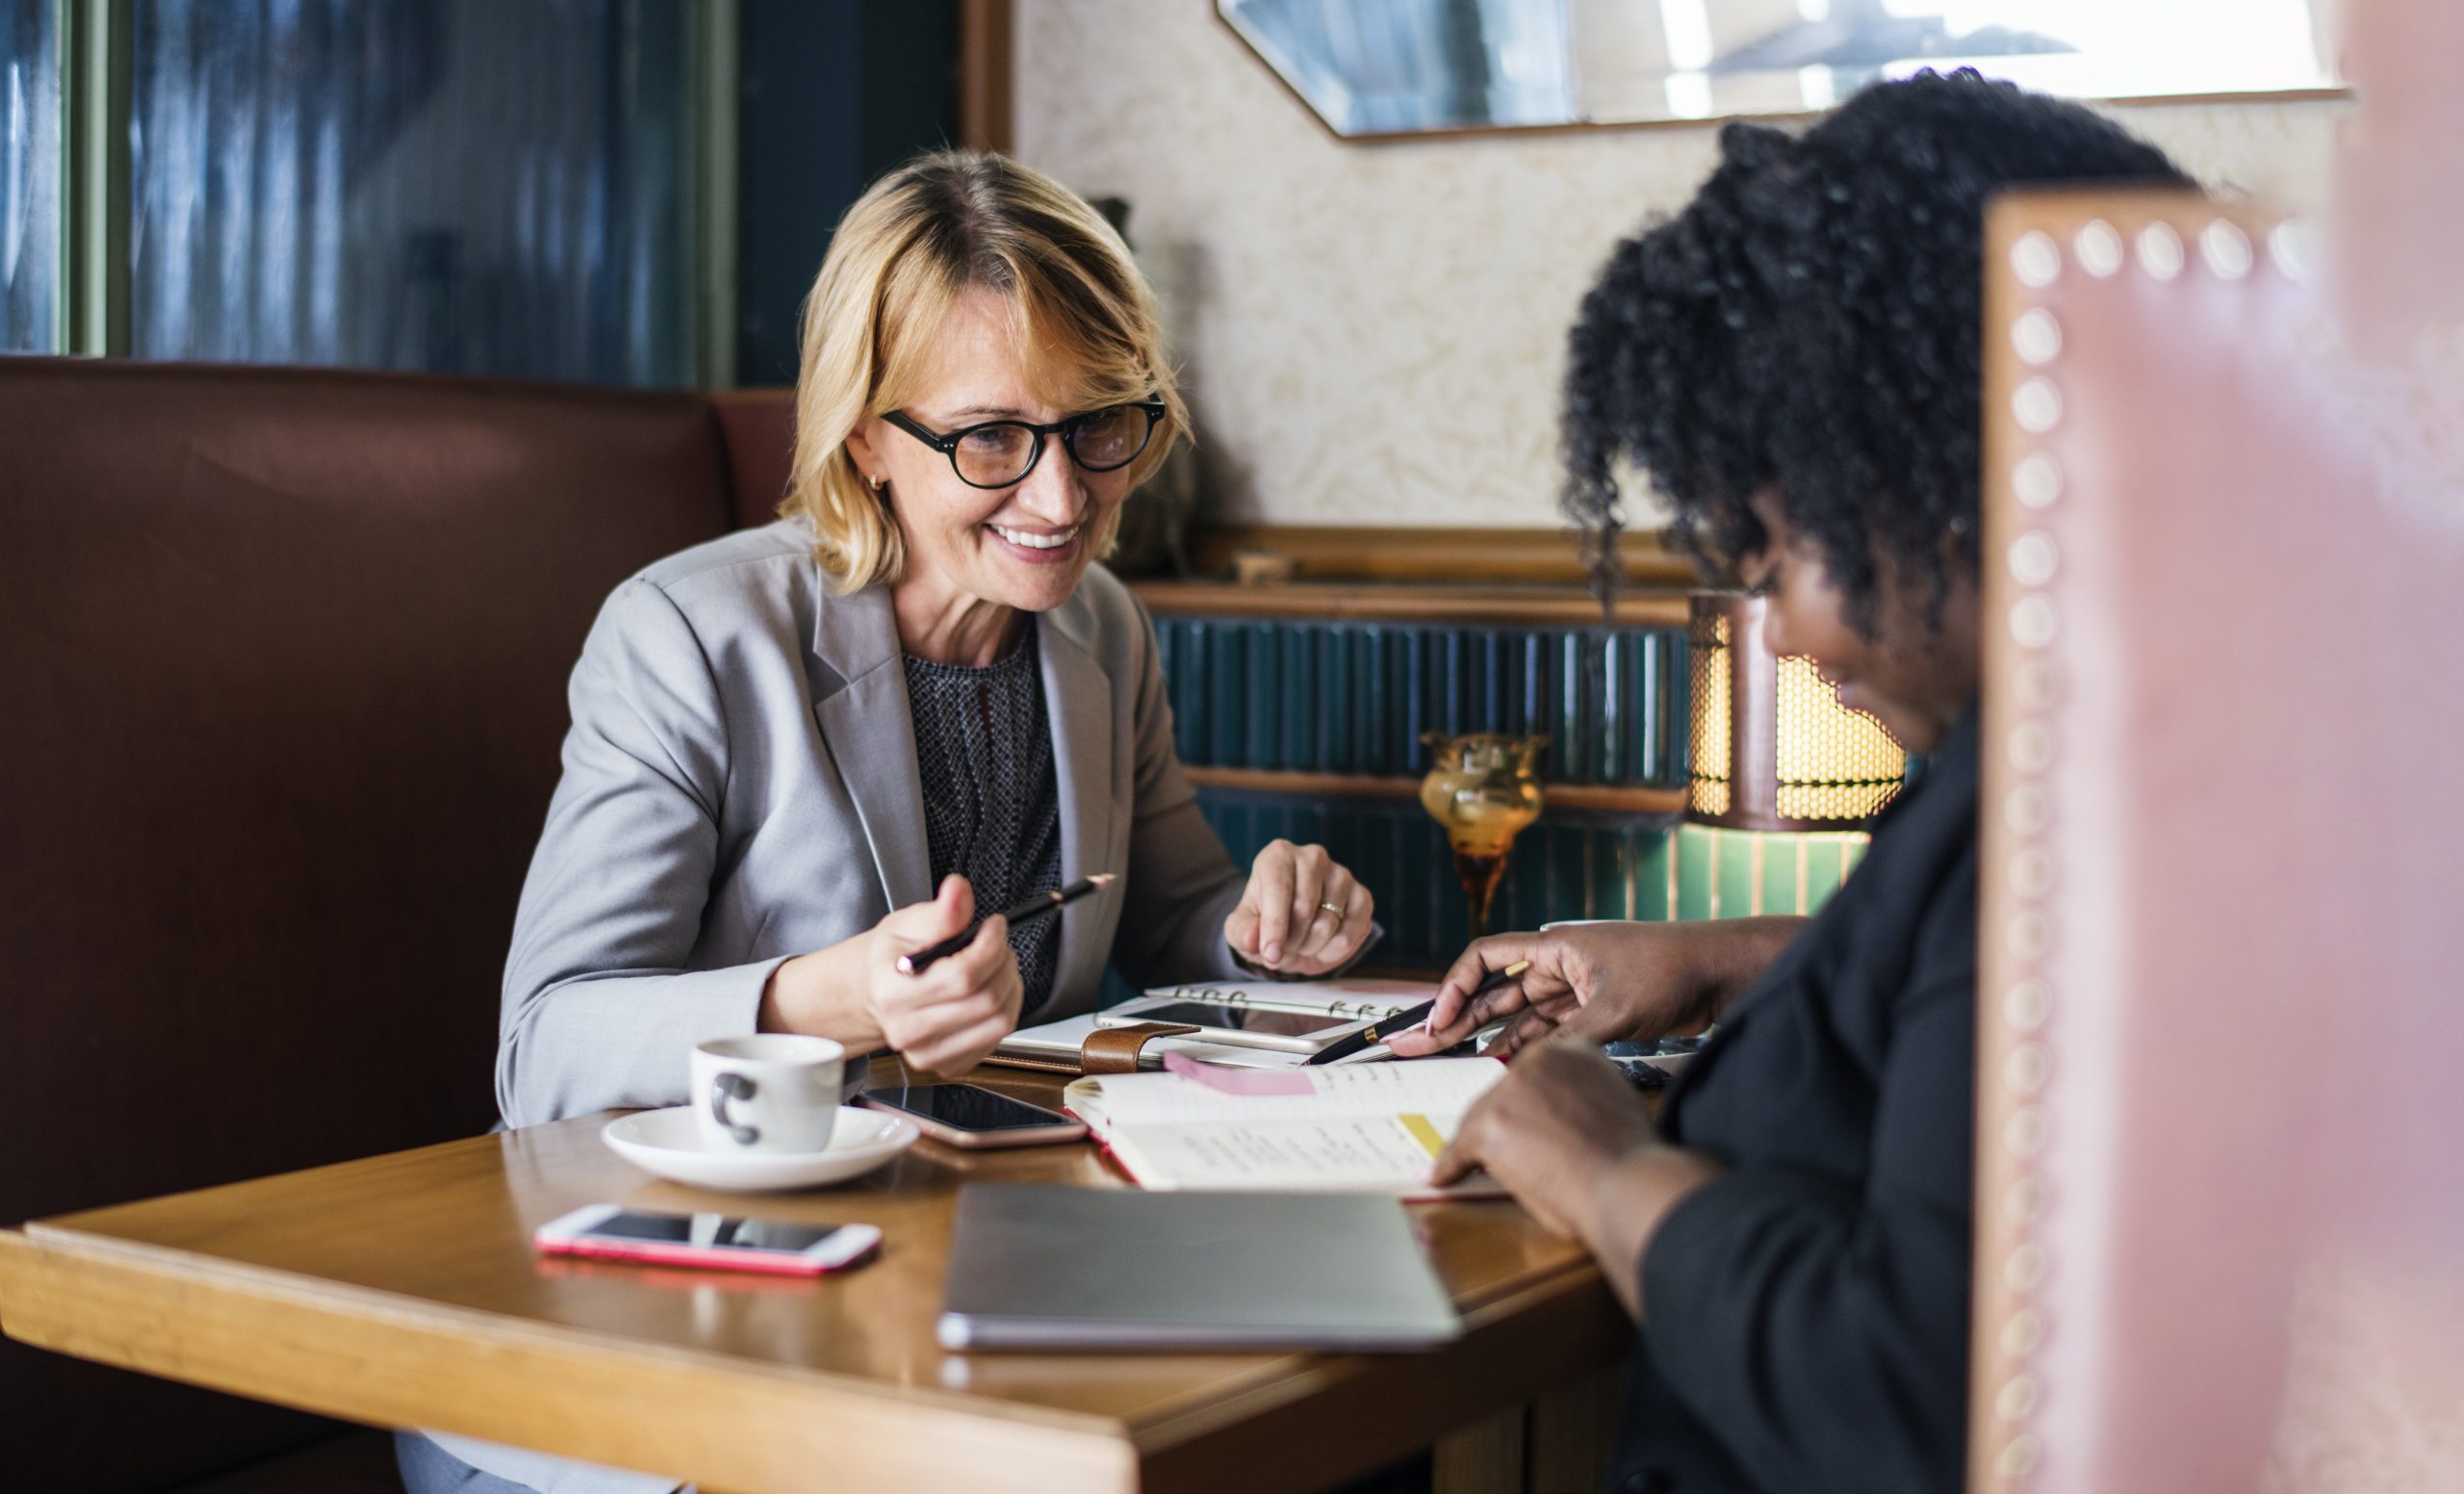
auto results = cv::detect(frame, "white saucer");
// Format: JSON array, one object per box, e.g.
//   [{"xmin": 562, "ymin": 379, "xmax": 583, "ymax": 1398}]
[{"xmin": 603, "ymin": 1106, "xmax": 917, "ymax": 1193}]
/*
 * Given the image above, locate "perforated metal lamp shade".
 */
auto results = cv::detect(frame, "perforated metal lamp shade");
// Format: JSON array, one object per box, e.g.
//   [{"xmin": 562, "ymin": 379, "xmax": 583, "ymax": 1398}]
[{"xmin": 1686, "ymin": 592, "xmax": 1909, "ymax": 832}]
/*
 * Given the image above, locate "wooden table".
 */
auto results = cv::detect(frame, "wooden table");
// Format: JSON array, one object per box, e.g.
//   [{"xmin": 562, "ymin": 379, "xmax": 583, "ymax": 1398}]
[{"xmin": 0, "ymin": 1062, "xmax": 1630, "ymax": 1494}]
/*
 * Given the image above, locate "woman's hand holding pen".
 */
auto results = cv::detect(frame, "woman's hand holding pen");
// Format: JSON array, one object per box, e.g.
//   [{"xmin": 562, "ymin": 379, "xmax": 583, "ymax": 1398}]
[
  {"xmin": 1223, "ymin": 838, "xmax": 1375, "ymax": 976},
  {"xmin": 1386, "ymin": 917, "xmax": 1809, "ymax": 1059},
  {"xmin": 759, "ymin": 875, "xmax": 1024, "ymax": 1074}
]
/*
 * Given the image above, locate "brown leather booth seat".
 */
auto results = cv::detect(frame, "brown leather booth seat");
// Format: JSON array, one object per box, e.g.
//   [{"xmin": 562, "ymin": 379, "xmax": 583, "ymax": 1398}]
[{"xmin": 0, "ymin": 361, "xmax": 791, "ymax": 1491}]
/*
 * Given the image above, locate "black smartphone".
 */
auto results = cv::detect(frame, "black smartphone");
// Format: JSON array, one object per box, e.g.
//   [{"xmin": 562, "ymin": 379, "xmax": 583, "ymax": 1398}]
[
  {"xmin": 855, "ymin": 1083, "xmax": 1088, "ymax": 1148},
  {"xmin": 1092, "ymin": 996, "xmax": 1379, "ymax": 1052},
  {"xmin": 1116, "ymin": 1000, "xmax": 1359, "ymax": 1036}
]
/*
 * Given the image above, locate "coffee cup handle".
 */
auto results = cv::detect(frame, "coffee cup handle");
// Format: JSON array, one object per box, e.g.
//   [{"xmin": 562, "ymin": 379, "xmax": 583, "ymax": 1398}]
[{"xmin": 709, "ymin": 1071, "xmax": 759, "ymax": 1146}]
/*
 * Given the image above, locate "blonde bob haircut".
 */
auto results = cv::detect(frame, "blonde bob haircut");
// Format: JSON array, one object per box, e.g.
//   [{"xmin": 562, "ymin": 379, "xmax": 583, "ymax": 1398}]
[{"xmin": 784, "ymin": 149, "xmax": 1188, "ymax": 593}]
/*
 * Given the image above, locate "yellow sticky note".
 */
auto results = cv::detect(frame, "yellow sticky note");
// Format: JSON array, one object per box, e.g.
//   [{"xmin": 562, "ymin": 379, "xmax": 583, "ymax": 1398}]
[{"xmin": 1398, "ymin": 1113, "xmax": 1446, "ymax": 1159}]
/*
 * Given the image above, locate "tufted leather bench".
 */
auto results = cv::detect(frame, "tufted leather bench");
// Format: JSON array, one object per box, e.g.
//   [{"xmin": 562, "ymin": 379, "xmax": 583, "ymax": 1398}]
[{"xmin": 0, "ymin": 360, "xmax": 791, "ymax": 1491}]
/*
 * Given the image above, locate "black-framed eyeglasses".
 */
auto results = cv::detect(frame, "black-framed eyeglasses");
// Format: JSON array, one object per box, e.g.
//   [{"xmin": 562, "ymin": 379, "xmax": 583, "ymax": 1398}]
[{"xmin": 882, "ymin": 400, "xmax": 1166, "ymax": 490}]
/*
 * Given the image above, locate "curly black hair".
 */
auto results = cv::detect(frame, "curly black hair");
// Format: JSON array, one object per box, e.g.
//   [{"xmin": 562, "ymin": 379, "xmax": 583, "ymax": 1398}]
[{"xmin": 1564, "ymin": 70, "xmax": 2192, "ymax": 629}]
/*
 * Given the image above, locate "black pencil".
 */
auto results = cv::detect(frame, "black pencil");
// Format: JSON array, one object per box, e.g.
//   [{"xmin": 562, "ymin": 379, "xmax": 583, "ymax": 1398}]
[
  {"xmin": 894, "ymin": 873, "xmax": 1117, "ymax": 975},
  {"xmin": 1301, "ymin": 959, "xmax": 1532, "ymax": 1066}
]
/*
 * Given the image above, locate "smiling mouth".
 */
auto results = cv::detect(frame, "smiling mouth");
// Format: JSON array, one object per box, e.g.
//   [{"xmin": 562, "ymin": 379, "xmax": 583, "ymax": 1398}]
[{"xmin": 989, "ymin": 523, "xmax": 1080, "ymax": 551}]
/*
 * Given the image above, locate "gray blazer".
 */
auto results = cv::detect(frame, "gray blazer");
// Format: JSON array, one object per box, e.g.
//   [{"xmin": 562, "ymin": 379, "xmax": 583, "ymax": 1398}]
[{"xmin": 495, "ymin": 519, "xmax": 1248, "ymax": 1130}]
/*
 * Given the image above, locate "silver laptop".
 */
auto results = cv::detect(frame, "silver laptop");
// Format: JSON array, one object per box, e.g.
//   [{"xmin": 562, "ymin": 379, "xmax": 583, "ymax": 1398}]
[{"xmin": 937, "ymin": 1185, "xmax": 1461, "ymax": 1352}]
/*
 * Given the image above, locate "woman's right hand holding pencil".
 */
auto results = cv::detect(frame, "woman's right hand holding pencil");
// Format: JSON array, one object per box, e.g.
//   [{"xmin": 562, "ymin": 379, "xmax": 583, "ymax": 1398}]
[{"xmin": 758, "ymin": 875, "xmax": 1025, "ymax": 1074}]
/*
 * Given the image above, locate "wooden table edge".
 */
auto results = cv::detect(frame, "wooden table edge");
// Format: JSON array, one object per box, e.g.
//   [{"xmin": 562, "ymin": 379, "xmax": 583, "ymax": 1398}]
[
  {"xmin": 2, "ymin": 1221, "xmax": 1627, "ymax": 1493},
  {"xmin": 0, "ymin": 1224, "xmax": 1141, "ymax": 1494},
  {"xmin": 3, "ymin": 1217, "xmax": 1632, "ymax": 1490}
]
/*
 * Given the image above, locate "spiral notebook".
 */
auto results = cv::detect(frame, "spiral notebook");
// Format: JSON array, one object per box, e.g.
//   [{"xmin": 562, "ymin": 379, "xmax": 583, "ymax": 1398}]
[{"xmin": 987, "ymin": 978, "xmax": 1438, "ymax": 1073}]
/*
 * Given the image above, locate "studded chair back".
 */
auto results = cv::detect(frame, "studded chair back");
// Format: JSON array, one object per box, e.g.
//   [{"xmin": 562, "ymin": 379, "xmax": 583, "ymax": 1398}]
[{"xmin": 1969, "ymin": 192, "xmax": 2464, "ymax": 1492}]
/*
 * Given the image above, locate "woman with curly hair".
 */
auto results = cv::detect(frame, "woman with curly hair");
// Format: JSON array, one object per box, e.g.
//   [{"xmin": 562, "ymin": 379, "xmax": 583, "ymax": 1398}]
[{"xmin": 1389, "ymin": 74, "xmax": 2189, "ymax": 1492}]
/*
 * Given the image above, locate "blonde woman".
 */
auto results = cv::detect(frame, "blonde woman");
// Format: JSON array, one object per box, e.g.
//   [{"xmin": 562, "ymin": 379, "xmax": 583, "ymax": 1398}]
[
  {"xmin": 494, "ymin": 150, "xmax": 1377, "ymax": 1128},
  {"xmin": 404, "ymin": 151, "xmax": 1379, "ymax": 1494}
]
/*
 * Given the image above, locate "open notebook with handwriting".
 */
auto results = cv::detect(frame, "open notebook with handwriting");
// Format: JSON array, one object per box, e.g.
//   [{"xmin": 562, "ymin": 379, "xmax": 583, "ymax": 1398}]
[{"xmin": 1063, "ymin": 1056, "xmax": 1508, "ymax": 1199}]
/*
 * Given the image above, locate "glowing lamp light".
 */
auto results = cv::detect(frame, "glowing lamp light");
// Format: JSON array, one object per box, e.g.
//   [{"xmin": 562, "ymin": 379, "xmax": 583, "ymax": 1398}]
[{"xmin": 1686, "ymin": 592, "xmax": 1907, "ymax": 831}]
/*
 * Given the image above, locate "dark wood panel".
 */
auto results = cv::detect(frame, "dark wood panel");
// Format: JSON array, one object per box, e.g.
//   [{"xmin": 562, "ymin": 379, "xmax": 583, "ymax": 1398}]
[
  {"xmin": 959, "ymin": 0, "xmax": 1014, "ymax": 154},
  {"xmin": 1184, "ymin": 524, "xmax": 1700, "ymax": 588},
  {"xmin": 1132, "ymin": 580, "xmax": 1690, "ymax": 627}
]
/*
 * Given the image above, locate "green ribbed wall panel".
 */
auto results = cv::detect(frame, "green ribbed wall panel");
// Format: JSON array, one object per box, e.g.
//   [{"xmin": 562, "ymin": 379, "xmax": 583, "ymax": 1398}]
[
  {"xmin": 1155, "ymin": 615, "xmax": 1690, "ymax": 787},
  {"xmin": 1672, "ymin": 824, "xmax": 1873, "ymax": 918}
]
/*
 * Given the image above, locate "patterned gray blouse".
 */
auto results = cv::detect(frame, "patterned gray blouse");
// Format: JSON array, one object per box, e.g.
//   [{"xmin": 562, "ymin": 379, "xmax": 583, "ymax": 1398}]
[{"xmin": 901, "ymin": 622, "xmax": 1063, "ymax": 1013}]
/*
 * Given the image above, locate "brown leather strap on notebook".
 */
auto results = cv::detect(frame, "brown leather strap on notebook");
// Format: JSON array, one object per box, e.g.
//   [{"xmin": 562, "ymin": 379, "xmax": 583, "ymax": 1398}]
[
  {"xmin": 977, "ymin": 1047, "xmax": 1084, "ymax": 1076},
  {"xmin": 1079, "ymin": 1021, "xmax": 1200, "ymax": 1075}
]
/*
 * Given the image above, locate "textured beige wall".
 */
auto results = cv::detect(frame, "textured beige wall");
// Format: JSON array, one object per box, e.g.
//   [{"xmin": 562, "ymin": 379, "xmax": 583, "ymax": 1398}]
[{"xmin": 1012, "ymin": 2, "xmax": 2348, "ymax": 528}]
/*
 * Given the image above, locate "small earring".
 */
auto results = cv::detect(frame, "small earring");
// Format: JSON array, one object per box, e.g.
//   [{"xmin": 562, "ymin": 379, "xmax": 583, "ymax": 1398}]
[{"xmin": 867, "ymin": 474, "xmax": 886, "ymax": 493}]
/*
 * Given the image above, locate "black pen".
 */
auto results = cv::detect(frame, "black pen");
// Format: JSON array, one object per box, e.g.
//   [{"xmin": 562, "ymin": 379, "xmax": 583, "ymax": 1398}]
[
  {"xmin": 1301, "ymin": 959, "xmax": 1533, "ymax": 1066},
  {"xmin": 894, "ymin": 873, "xmax": 1117, "ymax": 975}
]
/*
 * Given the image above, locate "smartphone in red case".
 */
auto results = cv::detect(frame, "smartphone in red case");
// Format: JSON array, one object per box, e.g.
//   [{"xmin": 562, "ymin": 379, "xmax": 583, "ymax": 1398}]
[{"xmin": 533, "ymin": 1204, "xmax": 880, "ymax": 1275}]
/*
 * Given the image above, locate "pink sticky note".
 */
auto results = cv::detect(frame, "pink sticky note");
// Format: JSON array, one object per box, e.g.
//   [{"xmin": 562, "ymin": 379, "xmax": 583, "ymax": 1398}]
[{"xmin": 1161, "ymin": 1050, "xmax": 1316, "ymax": 1095}]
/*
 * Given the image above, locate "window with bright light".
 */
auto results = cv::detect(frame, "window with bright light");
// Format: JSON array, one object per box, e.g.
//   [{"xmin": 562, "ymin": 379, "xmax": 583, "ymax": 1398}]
[{"xmin": 126, "ymin": 0, "xmax": 700, "ymax": 386}]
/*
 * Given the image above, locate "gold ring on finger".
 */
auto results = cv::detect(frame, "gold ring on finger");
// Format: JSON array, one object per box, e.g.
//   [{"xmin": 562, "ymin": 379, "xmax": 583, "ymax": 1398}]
[{"xmin": 1318, "ymin": 901, "xmax": 1344, "ymax": 915}]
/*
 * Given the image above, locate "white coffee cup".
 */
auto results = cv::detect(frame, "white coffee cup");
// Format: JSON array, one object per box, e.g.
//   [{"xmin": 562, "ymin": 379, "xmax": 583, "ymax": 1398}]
[{"xmin": 692, "ymin": 1035, "xmax": 845, "ymax": 1154}]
